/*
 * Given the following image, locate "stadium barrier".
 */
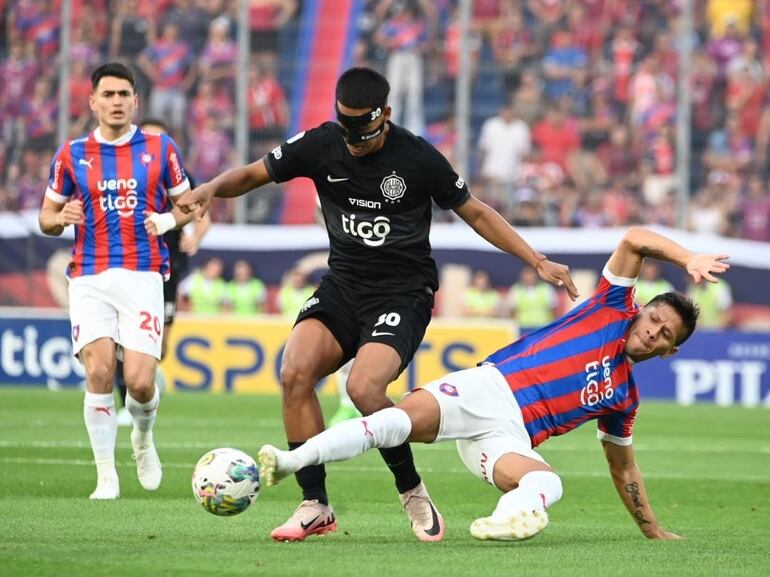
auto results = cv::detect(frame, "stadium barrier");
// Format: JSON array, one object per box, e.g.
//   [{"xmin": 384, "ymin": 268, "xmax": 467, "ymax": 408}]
[{"xmin": 1, "ymin": 308, "xmax": 768, "ymax": 407}]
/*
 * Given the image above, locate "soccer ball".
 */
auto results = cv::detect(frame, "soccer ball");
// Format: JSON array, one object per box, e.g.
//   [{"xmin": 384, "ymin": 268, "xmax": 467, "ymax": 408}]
[{"xmin": 192, "ymin": 448, "xmax": 260, "ymax": 516}]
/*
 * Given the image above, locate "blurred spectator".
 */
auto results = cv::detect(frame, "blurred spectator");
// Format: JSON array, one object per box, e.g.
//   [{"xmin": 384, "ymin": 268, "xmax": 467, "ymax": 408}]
[
  {"xmin": 508, "ymin": 67, "xmax": 542, "ymax": 126},
  {"xmin": 188, "ymin": 80, "xmax": 234, "ymax": 137},
  {"xmin": 67, "ymin": 60, "xmax": 93, "ymax": 137},
  {"xmin": 489, "ymin": 4, "xmax": 536, "ymax": 94},
  {"xmin": 199, "ymin": 16, "xmax": 237, "ymax": 94},
  {"xmin": 164, "ymin": 0, "xmax": 212, "ymax": 56},
  {"xmin": 477, "ymin": 104, "xmax": 531, "ymax": 213},
  {"xmin": 181, "ymin": 257, "xmax": 228, "ymax": 314},
  {"xmin": 703, "ymin": 114, "xmax": 753, "ymax": 175},
  {"xmin": 532, "ymin": 102, "xmax": 581, "ymax": 173},
  {"xmin": 247, "ymin": 55, "xmax": 289, "ymax": 147},
  {"xmin": 635, "ymin": 262, "xmax": 674, "ymax": 306},
  {"xmin": 740, "ymin": 174, "xmax": 770, "ymax": 242},
  {"xmin": 109, "ymin": 0, "xmax": 153, "ymax": 62},
  {"xmin": 0, "ymin": 38, "xmax": 38, "ymax": 148},
  {"xmin": 461, "ymin": 270, "xmax": 501, "ymax": 318},
  {"xmin": 248, "ymin": 0, "xmax": 297, "ymax": 55},
  {"xmin": 687, "ymin": 275, "xmax": 733, "ymax": 329},
  {"xmin": 641, "ymin": 124, "xmax": 677, "ymax": 209},
  {"xmin": 541, "ymin": 30, "xmax": 588, "ymax": 103},
  {"xmin": 226, "ymin": 260, "xmax": 267, "ymax": 316},
  {"xmin": 138, "ymin": 21, "xmax": 196, "ymax": 135},
  {"xmin": 506, "ymin": 266, "xmax": 557, "ymax": 331},
  {"xmin": 276, "ymin": 267, "xmax": 315, "ymax": 318},
  {"xmin": 688, "ymin": 177, "xmax": 730, "ymax": 235},
  {"xmin": 597, "ymin": 125, "xmax": 639, "ymax": 190},
  {"xmin": 22, "ymin": 77, "xmax": 57, "ymax": 149},
  {"xmin": 375, "ymin": 0, "xmax": 434, "ymax": 135},
  {"xmin": 607, "ymin": 25, "xmax": 641, "ymax": 108},
  {"xmin": 188, "ymin": 115, "xmax": 233, "ymax": 185}
]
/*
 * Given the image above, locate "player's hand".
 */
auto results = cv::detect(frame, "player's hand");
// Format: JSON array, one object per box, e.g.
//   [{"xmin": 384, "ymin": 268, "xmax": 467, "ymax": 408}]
[
  {"xmin": 537, "ymin": 259, "xmax": 579, "ymax": 301},
  {"xmin": 643, "ymin": 526, "xmax": 683, "ymax": 540},
  {"xmin": 144, "ymin": 211, "xmax": 176, "ymax": 236},
  {"xmin": 176, "ymin": 183, "xmax": 214, "ymax": 220},
  {"xmin": 686, "ymin": 254, "xmax": 730, "ymax": 284},
  {"xmin": 179, "ymin": 233, "xmax": 200, "ymax": 256},
  {"xmin": 56, "ymin": 200, "xmax": 84, "ymax": 227}
]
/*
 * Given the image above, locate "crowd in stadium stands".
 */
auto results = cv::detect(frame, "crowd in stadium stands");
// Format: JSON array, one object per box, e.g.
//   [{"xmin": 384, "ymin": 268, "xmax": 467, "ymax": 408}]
[{"xmin": 1, "ymin": 0, "xmax": 769, "ymax": 241}]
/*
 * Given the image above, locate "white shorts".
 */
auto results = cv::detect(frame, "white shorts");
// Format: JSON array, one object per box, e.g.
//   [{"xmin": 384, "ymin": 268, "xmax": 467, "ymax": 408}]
[
  {"xmin": 420, "ymin": 364, "xmax": 547, "ymax": 486},
  {"xmin": 68, "ymin": 269, "xmax": 164, "ymax": 360}
]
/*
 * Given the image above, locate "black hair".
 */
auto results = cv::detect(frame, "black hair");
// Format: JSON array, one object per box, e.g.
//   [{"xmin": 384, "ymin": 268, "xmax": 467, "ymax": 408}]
[
  {"xmin": 140, "ymin": 118, "xmax": 170, "ymax": 133},
  {"xmin": 335, "ymin": 67, "xmax": 390, "ymax": 110},
  {"xmin": 91, "ymin": 62, "xmax": 136, "ymax": 91},
  {"xmin": 647, "ymin": 292, "xmax": 700, "ymax": 345}
]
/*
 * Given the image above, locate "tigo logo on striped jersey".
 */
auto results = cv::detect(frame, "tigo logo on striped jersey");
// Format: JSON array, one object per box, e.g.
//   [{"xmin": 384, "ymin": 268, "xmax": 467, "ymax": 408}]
[
  {"xmin": 98, "ymin": 178, "xmax": 139, "ymax": 217},
  {"xmin": 581, "ymin": 355, "xmax": 614, "ymax": 406}
]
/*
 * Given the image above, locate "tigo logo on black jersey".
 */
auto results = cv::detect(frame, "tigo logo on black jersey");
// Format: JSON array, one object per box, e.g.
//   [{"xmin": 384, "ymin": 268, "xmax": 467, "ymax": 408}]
[{"xmin": 341, "ymin": 214, "xmax": 391, "ymax": 247}]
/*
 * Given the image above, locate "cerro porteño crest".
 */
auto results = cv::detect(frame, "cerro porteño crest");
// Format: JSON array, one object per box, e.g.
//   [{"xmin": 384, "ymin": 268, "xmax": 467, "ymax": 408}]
[{"xmin": 380, "ymin": 171, "xmax": 406, "ymax": 203}]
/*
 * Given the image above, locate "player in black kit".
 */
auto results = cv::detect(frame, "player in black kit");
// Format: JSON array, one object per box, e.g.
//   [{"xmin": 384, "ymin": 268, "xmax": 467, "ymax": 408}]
[
  {"xmin": 115, "ymin": 118, "xmax": 210, "ymax": 426},
  {"xmin": 177, "ymin": 67, "xmax": 578, "ymax": 542}
]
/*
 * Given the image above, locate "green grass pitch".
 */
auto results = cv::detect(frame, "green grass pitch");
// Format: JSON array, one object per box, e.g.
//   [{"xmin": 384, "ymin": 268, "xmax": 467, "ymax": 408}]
[{"xmin": 0, "ymin": 387, "xmax": 768, "ymax": 577}]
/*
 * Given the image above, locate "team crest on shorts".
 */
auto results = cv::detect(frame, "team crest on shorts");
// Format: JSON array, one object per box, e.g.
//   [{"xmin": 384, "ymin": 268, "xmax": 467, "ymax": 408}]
[
  {"xmin": 72, "ymin": 325, "xmax": 80, "ymax": 342},
  {"xmin": 380, "ymin": 171, "xmax": 406, "ymax": 203},
  {"xmin": 439, "ymin": 383, "xmax": 458, "ymax": 397}
]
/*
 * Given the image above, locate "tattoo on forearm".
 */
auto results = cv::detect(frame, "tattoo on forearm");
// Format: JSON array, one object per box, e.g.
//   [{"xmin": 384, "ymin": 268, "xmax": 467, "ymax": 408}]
[{"xmin": 625, "ymin": 482, "xmax": 652, "ymax": 526}]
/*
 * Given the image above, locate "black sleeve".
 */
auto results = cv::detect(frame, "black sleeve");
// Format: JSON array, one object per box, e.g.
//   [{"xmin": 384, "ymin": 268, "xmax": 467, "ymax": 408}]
[
  {"xmin": 262, "ymin": 125, "xmax": 330, "ymax": 183},
  {"xmin": 421, "ymin": 139, "xmax": 471, "ymax": 210}
]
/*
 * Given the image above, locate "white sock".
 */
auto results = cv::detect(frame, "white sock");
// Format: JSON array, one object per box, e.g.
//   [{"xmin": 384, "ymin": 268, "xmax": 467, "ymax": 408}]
[
  {"xmin": 292, "ymin": 407, "xmax": 412, "ymax": 469},
  {"xmin": 83, "ymin": 392, "xmax": 117, "ymax": 478},
  {"xmin": 336, "ymin": 361, "xmax": 356, "ymax": 409},
  {"xmin": 492, "ymin": 470, "xmax": 563, "ymax": 519},
  {"xmin": 127, "ymin": 386, "xmax": 159, "ymax": 447}
]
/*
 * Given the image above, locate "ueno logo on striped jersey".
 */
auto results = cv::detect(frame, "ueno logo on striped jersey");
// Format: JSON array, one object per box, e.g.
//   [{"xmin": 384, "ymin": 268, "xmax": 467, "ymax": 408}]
[
  {"xmin": 581, "ymin": 355, "xmax": 614, "ymax": 406},
  {"xmin": 98, "ymin": 178, "xmax": 139, "ymax": 217}
]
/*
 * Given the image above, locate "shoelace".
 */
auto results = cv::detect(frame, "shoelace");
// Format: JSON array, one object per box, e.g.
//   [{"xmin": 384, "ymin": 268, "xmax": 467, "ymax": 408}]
[{"xmin": 403, "ymin": 493, "xmax": 433, "ymax": 525}]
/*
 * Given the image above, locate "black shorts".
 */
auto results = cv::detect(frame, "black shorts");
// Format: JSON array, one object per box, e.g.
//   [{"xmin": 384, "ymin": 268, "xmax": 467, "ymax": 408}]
[
  {"xmin": 294, "ymin": 276, "xmax": 434, "ymax": 375},
  {"xmin": 163, "ymin": 255, "xmax": 188, "ymax": 325}
]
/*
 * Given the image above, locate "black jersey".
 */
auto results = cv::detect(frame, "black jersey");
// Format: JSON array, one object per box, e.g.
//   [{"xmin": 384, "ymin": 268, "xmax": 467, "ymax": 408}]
[{"xmin": 263, "ymin": 121, "xmax": 470, "ymax": 293}]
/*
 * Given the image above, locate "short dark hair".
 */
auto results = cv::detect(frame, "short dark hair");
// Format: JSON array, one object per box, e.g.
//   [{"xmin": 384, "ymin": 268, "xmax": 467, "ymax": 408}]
[
  {"xmin": 647, "ymin": 292, "xmax": 700, "ymax": 345},
  {"xmin": 335, "ymin": 67, "xmax": 389, "ymax": 110},
  {"xmin": 91, "ymin": 62, "xmax": 136, "ymax": 91},
  {"xmin": 140, "ymin": 117, "xmax": 170, "ymax": 133}
]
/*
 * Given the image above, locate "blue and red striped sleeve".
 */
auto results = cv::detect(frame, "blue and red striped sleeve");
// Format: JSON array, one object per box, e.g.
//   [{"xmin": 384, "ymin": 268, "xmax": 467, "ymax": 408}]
[{"xmin": 46, "ymin": 143, "xmax": 75, "ymax": 202}]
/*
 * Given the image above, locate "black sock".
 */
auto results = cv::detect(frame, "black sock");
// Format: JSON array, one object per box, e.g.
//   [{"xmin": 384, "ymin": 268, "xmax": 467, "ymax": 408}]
[
  {"xmin": 288, "ymin": 441, "xmax": 328, "ymax": 505},
  {"xmin": 379, "ymin": 443, "xmax": 421, "ymax": 494},
  {"xmin": 115, "ymin": 360, "xmax": 127, "ymax": 407}
]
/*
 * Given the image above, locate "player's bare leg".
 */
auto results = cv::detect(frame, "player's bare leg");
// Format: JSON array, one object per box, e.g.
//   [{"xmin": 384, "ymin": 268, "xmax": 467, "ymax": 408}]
[
  {"xmin": 80, "ymin": 338, "xmax": 120, "ymax": 499},
  {"xmin": 271, "ymin": 319, "xmax": 343, "ymax": 541},
  {"xmin": 470, "ymin": 454, "xmax": 562, "ymax": 541},
  {"xmin": 123, "ymin": 349, "xmax": 162, "ymax": 491}
]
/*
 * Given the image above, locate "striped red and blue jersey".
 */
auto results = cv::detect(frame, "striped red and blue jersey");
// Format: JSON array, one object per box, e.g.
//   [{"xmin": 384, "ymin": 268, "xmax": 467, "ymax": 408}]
[
  {"xmin": 483, "ymin": 266, "xmax": 640, "ymax": 448},
  {"xmin": 45, "ymin": 125, "xmax": 190, "ymax": 279}
]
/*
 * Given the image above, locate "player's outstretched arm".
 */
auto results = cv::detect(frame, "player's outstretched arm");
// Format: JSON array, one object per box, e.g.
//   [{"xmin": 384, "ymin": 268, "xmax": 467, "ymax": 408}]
[
  {"xmin": 602, "ymin": 441, "xmax": 682, "ymax": 540},
  {"xmin": 176, "ymin": 159, "xmax": 274, "ymax": 218},
  {"xmin": 606, "ymin": 227, "xmax": 730, "ymax": 282},
  {"xmin": 454, "ymin": 196, "xmax": 579, "ymax": 300},
  {"xmin": 39, "ymin": 197, "xmax": 84, "ymax": 236}
]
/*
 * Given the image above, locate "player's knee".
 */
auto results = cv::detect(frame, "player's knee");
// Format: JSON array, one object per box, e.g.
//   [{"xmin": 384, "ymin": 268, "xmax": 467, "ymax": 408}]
[
  {"xmin": 346, "ymin": 380, "xmax": 391, "ymax": 415},
  {"xmin": 121, "ymin": 364, "xmax": 156, "ymax": 399},
  {"xmin": 82, "ymin": 355, "xmax": 115, "ymax": 389},
  {"xmin": 279, "ymin": 362, "xmax": 317, "ymax": 398}
]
